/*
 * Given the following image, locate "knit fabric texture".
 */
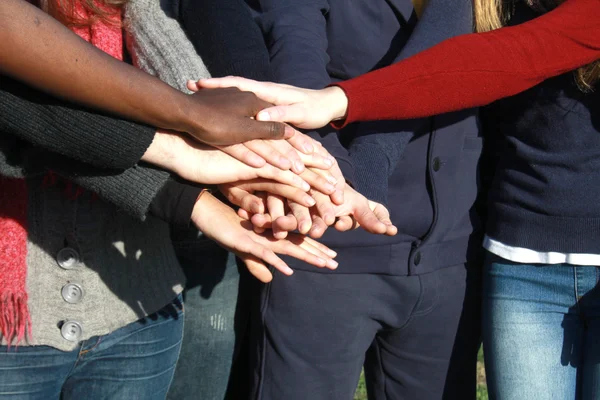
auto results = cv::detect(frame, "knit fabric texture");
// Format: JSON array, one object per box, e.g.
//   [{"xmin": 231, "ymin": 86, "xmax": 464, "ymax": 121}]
[{"xmin": 124, "ymin": 0, "xmax": 211, "ymax": 92}]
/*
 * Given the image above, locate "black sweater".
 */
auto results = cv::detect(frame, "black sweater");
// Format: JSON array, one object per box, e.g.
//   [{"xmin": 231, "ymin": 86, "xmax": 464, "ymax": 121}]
[{"xmin": 485, "ymin": 3, "xmax": 600, "ymax": 253}]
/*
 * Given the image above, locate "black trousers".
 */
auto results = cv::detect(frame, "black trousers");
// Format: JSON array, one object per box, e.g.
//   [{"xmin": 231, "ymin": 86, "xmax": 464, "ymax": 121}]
[{"xmin": 250, "ymin": 263, "xmax": 482, "ymax": 400}]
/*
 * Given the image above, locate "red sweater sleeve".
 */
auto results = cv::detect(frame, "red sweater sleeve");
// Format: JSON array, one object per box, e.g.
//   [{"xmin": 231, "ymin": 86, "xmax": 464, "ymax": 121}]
[{"xmin": 335, "ymin": 0, "xmax": 600, "ymax": 125}]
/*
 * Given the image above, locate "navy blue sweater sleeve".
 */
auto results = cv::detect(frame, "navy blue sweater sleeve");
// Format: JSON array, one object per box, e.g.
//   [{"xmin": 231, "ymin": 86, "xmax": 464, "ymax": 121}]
[
  {"xmin": 348, "ymin": 0, "xmax": 474, "ymax": 204},
  {"xmin": 179, "ymin": 0, "xmax": 274, "ymax": 80},
  {"xmin": 248, "ymin": 0, "xmax": 356, "ymax": 184}
]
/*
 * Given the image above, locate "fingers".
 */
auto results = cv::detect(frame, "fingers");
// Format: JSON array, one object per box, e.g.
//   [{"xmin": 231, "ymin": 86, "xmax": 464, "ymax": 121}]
[
  {"xmin": 288, "ymin": 201, "xmax": 312, "ymax": 234},
  {"xmin": 219, "ymin": 185, "xmax": 265, "ymax": 214},
  {"xmin": 260, "ymin": 139, "xmax": 305, "ymax": 173},
  {"xmin": 267, "ymin": 195, "xmax": 288, "ymax": 239},
  {"xmin": 300, "ymin": 168, "xmax": 336, "ymax": 196},
  {"xmin": 311, "ymin": 190, "xmax": 336, "ymax": 226},
  {"xmin": 244, "ymin": 140, "xmax": 293, "ymax": 171},
  {"xmin": 352, "ymin": 202, "xmax": 389, "ymax": 235},
  {"xmin": 196, "ymin": 77, "xmax": 301, "ymax": 105},
  {"xmin": 240, "ymin": 255, "xmax": 273, "ymax": 283},
  {"xmin": 334, "ymin": 215, "xmax": 356, "ymax": 232},
  {"xmin": 309, "ymin": 164, "xmax": 344, "ymax": 204},
  {"xmin": 256, "ymin": 105, "xmax": 310, "ymax": 128},
  {"xmin": 219, "ymin": 143, "xmax": 267, "ymax": 168},
  {"xmin": 286, "ymin": 130, "xmax": 314, "ymax": 154},
  {"xmin": 299, "ymin": 151, "xmax": 335, "ymax": 171},
  {"xmin": 308, "ymin": 215, "xmax": 328, "ymax": 239},
  {"xmin": 271, "ymin": 214, "xmax": 299, "ymax": 233},
  {"xmin": 234, "ymin": 233, "xmax": 294, "ymax": 276},
  {"xmin": 244, "ymin": 118, "xmax": 293, "ymax": 141},
  {"xmin": 302, "ymin": 236, "xmax": 337, "ymax": 259},
  {"xmin": 237, "ymin": 179, "xmax": 316, "ymax": 208},
  {"xmin": 370, "ymin": 201, "xmax": 398, "ymax": 236},
  {"xmin": 283, "ymin": 234, "xmax": 338, "ymax": 270}
]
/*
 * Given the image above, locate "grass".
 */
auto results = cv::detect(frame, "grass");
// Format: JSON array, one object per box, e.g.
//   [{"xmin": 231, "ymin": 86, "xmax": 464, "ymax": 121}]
[{"xmin": 353, "ymin": 347, "xmax": 488, "ymax": 400}]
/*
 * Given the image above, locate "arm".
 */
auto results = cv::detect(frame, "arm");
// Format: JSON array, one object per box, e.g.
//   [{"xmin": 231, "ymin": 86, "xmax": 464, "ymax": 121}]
[
  {"xmin": 200, "ymin": 0, "xmax": 600, "ymax": 128},
  {"xmin": 336, "ymin": 0, "xmax": 600, "ymax": 124},
  {"xmin": 0, "ymin": 0, "xmax": 290, "ymax": 145}
]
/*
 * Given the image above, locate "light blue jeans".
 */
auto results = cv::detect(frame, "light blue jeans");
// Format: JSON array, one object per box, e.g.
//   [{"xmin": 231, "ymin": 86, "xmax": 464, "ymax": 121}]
[
  {"xmin": 482, "ymin": 252, "xmax": 600, "ymax": 400},
  {"xmin": 0, "ymin": 295, "xmax": 184, "ymax": 400}
]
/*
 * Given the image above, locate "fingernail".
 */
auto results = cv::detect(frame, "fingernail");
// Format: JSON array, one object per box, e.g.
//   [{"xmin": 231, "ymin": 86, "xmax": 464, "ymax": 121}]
[
  {"xmin": 299, "ymin": 221, "xmax": 311, "ymax": 233},
  {"xmin": 324, "ymin": 158, "xmax": 334, "ymax": 167},
  {"xmin": 324, "ymin": 183, "xmax": 336, "ymax": 193},
  {"xmin": 324, "ymin": 214, "xmax": 335, "ymax": 225},
  {"xmin": 303, "ymin": 143, "xmax": 314, "ymax": 153},
  {"xmin": 257, "ymin": 111, "xmax": 271, "ymax": 121},
  {"xmin": 301, "ymin": 181, "xmax": 311, "ymax": 192},
  {"xmin": 326, "ymin": 175, "xmax": 337, "ymax": 185},
  {"xmin": 280, "ymin": 157, "xmax": 292, "ymax": 169},
  {"xmin": 327, "ymin": 259, "xmax": 339, "ymax": 269},
  {"xmin": 327, "ymin": 249, "xmax": 337, "ymax": 257},
  {"xmin": 294, "ymin": 161, "xmax": 305, "ymax": 172},
  {"xmin": 305, "ymin": 196, "xmax": 316, "ymax": 207},
  {"xmin": 281, "ymin": 265, "xmax": 294, "ymax": 275}
]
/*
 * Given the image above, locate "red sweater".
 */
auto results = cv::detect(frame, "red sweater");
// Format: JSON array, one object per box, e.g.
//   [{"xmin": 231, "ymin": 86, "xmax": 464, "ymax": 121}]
[{"xmin": 335, "ymin": 0, "xmax": 600, "ymax": 125}]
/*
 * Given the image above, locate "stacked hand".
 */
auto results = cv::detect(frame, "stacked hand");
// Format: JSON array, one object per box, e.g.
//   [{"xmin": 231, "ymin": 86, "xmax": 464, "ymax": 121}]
[{"xmin": 142, "ymin": 84, "xmax": 395, "ymax": 283}]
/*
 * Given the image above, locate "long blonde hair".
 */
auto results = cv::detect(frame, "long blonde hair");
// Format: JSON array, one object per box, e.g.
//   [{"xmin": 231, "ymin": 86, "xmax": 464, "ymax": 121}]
[{"xmin": 473, "ymin": 0, "xmax": 599, "ymax": 91}]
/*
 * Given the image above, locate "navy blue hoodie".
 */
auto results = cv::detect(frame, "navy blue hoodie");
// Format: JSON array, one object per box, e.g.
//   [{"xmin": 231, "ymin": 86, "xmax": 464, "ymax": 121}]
[{"xmin": 250, "ymin": 0, "xmax": 484, "ymax": 275}]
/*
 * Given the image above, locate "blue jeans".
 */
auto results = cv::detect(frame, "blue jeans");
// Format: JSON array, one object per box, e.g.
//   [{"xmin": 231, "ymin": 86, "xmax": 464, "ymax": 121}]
[
  {"xmin": 482, "ymin": 252, "xmax": 600, "ymax": 400},
  {"xmin": 168, "ymin": 229, "xmax": 252, "ymax": 400},
  {"xmin": 0, "ymin": 296, "xmax": 183, "ymax": 400}
]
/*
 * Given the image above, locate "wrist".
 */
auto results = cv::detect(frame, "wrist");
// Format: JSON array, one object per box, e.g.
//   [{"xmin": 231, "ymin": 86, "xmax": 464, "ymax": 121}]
[
  {"xmin": 324, "ymin": 86, "xmax": 349, "ymax": 122},
  {"xmin": 141, "ymin": 130, "xmax": 183, "ymax": 172},
  {"xmin": 190, "ymin": 190, "xmax": 214, "ymax": 230}
]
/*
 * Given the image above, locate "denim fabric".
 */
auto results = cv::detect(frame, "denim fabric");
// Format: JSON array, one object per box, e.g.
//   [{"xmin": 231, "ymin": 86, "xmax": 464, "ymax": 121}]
[
  {"xmin": 168, "ymin": 230, "xmax": 251, "ymax": 400},
  {"xmin": 482, "ymin": 252, "xmax": 600, "ymax": 400},
  {"xmin": 253, "ymin": 263, "xmax": 481, "ymax": 400},
  {"xmin": 0, "ymin": 296, "xmax": 183, "ymax": 400}
]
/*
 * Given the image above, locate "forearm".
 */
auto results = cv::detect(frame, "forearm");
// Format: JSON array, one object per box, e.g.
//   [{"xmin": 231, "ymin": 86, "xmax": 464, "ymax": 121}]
[
  {"xmin": 0, "ymin": 0, "xmax": 197, "ymax": 134},
  {"xmin": 336, "ymin": 0, "xmax": 600, "ymax": 125}
]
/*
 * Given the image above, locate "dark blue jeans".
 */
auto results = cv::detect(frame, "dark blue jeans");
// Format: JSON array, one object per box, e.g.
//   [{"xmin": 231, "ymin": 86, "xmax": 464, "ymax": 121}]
[
  {"xmin": 0, "ymin": 296, "xmax": 184, "ymax": 400},
  {"xmin": 483, "ymin": 252, "xmax": 600, "ymax": 400}
]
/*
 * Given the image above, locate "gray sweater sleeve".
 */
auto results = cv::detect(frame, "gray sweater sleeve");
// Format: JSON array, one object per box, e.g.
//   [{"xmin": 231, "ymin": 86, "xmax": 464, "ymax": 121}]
[{"xmin": 347, "ymin": 0, "xmax": 474, "ymax": 204}]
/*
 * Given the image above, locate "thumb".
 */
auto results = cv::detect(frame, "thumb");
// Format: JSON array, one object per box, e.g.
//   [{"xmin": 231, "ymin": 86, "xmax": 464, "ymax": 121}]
[
  {"xmin": 245, "ymin": 119, "xmax": 294, "ymax": 141},
  {"xmin": 353, "ymin": 203, "xmax": 388, "ymax": 235},
  {"xmin": 186, "ymin": 80, "xmax": 200, "ymax": 92},
  {"xmin": 370, "ymin": 202, "xmax": 398, "ymax": 236},
  {"xmin": 257, "ymin": 105, "xmax": 316, "ymax": 129}
]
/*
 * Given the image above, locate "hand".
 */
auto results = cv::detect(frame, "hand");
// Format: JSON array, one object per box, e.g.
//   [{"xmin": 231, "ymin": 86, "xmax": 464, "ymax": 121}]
[
  {"xmin": 190, "ymin": 78, "xmax": 349, "ymax": 130},
  {"xmin": 142, "ymin": 131, "xmax": 310, "ymax": 189},
  {"xmin": 182, "ymin": 87, "xmax": 298, "ymax": 145},
  {"xmin": 219, "ymin": 180, "xmax": 317, "ymax": 212},
  {"xmin": 219, "ymin": 134, "xmax": 336, "ymax": 173},
  {"xmin": 332, "ymin": 185, "xmax": 397, "ymax": 236},
  {"xmin": 191, "ymin": 192, "xmax": 338, "ymax": 283},
  {"xmin": 247, "ymin": 183, "xmax": 398, "ymax": 237}
]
